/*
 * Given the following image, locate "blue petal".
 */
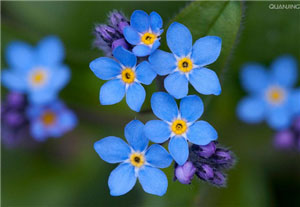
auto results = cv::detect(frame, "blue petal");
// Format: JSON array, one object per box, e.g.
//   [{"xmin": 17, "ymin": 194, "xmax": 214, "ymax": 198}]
[
  {"xmin": 271, "ymin": 55, "xmax": 298, "ymax": 87},
  {"xmin": 1, "ymin": 69, "xmax": 27, "ymax": 92},
  {"xmin": 291, "ymin": 89, "xmax": 300, "ymax": 115},
  {"xmin": 191, "ymin": 36, "xmax": 222, "ymax": 66},
  {"xmin": 29, "ymin": 89, "xmax": 57, "ymax": 105},
  {"xmin": 130, "ymin": 10, "xmax": 150, "ymax": 33},
  {"xmin": 150, "ymin": 40, "xmax": 161, "ymax": 54},
  {"xmin": 123, "ymin": 26, "xmax": 141, "ymax": 45},
  {"xmin": 124, "ymin": 120, "xmax": 148, "ymax": 152},
  {"xmin": 237, "ymin": 96, "xmax": 266, "ymax": 123},
  {"xmin": 240, "ymin": 64, "xmax": 269, "ymax": 93},
  {"xmin": 164, "ymin": 72, "xmax": 188, "ymax": 99},
  {"xmin": 58, "ymin": 110, "xmax": 77, "ymax": 131},
  {"xmin": 189, "ymin": 68, "xmax": 221, "ymax": 95},
  {"xmin": 151, "ymin": 92, "xmax": 178, "ymax": 122},
  {"xmin": 180, "ymin": 95, "xmax": 204, "ymax": 123},
  {"xmin": 167, "ymin": 22, "xmax": 192, "ymax": 57},
  {"xmin": 168, "ymin": 137, "xmax": 188, "ymax": 165},
  {"xmin": 89, "ymin": 57, "xmax": 121, "ymax": 80},
  {"xmin": 94, "ymin": 136, "xmax": 131, "ymax": 163},
  {"xmin": 145, "ymin": 144, "xmax": 172, "ymax": 168},
  {"xmin": 144, "ymin": 120, "xmax": 171, "ymax": 143},
  {"xmin": 112, "ymin": 46, "xmax": 137, "ymax": 68},
  {"xmin": 100, "ymin": 79, "xmax": 125, "ymax": 105},
  {"xmin": 31, "ymin": 121, "xmax": 47, "ymax": 141},
  {"xmin": 108, "ymin": 163, "xmax": 137, "ymax": 196},
  {"xmin": 126, "ymin": 82, "xmax": 145, "ymax": 112},
  {"xmin": 6, "ymin": 41, "xmax": 34, "ymax": 69},
  {"xmin": 37, "ymin": 36, "xmax": 64, "ymax": 65},
  {"xmin": 51, "ymin": 65, "xmax": 70, "ymax": 90},
  {"xmin": 132, "ymin": 45, "xmax": 151, "ymax": 57},
  {"xmin": 149, "ymin": 50, "xmax": 176, "ymax": 75},
  {"xmin": 266, "ymin": 106, "xmax": 292, "ymax": 130},
  {"xmin": 138, "ymin": 166, "xmax": 168, "ymax": 196},
  {"xmin": 135, "ymin": 61, "xmax": 156, "ymax": 85},
  {"xmin": 150, "ymin": 11, "xmax": 163, "ymax": 33},
  {"xmin": 187, "ymin": 121, "xmax": 218, "ymax": 145}
]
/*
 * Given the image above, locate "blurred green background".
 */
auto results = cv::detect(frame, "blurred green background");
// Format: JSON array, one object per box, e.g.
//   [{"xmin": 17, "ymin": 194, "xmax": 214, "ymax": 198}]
[{"xmin": 1, "ymin": 1, "xmax": 300, "ymax": 207}]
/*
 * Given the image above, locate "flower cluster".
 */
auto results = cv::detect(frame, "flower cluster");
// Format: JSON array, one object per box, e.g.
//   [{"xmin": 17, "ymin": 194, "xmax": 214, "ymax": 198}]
[
  {"xmin": 1, "ymin": 36, "xmax": 77, "ymax": 144},
  {"xmin": 91, "ymin": 10, "xmax": 235, "ymax": 196},
  {"xmin": 273, "ymin": 116, "xmax": 300, "ymax": 151},
  {"xmin": 174, "ymin": 142, "xmax": 236, "ymax": 187}
]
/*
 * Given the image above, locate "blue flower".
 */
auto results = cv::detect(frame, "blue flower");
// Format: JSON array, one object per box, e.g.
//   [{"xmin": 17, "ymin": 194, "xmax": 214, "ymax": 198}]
[
  {"xmin": 149, "ymin": 22, "xmax": 222, "ymax": 99},
  {"xmin": 124, "ymin": 10, "xmax": 163, "ymax": 57},
  {"xmin": 26, "ymin": 100, "xmax": 77, "ymax": 141},
  {"xmin": 94, "ymin": 120, "xmax": 172, "ymax": 196},
  {"xmin": 144, "ymin": 92, "xmax": 218, "ymax": 165},
  {"xmin": 89, "ymin": 46, "xmax": 156, "ymax": 112},
  {"xmin": 237, "ymin": 55, "xmax": 300, "ymax": 130},
  {"xmin": 2, "ymin": 36, "xmax": 70, "ymax": 104}
]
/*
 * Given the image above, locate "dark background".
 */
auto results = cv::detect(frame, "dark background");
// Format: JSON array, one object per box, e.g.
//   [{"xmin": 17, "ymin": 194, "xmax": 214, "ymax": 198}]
[{"xmin": 1, "ymin": 1, "xmax": 300, "ymax": 207}]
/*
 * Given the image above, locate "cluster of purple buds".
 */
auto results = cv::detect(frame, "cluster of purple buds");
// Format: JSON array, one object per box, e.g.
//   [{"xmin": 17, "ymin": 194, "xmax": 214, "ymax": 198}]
[
  {"xmin": 174, "ymin": 141, "xmax": 236, "ymax": 187},
  {"xmin": 273, "ymin": 116, "xmax": 300, "ymax": 151},
  {"xmin": 93, "ymin": 10, "xmax": 131, "ymax": 56},
  {"xmin": 1, "ymin": 92, "xmax": 30, "ymax": 147}
]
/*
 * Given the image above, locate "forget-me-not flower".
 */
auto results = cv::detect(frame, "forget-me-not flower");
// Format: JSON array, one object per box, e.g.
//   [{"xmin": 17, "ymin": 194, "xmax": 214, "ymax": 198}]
[
  {"xmin": 89, "ymin": 46, "xmax": 156, "ymax": 112},
  {"xmin": 149, "ymin": 22, "xmax": 222, "ymax": 99},
  {"xmin": 124, "ymin": 10, "xmax": 163, "ymax": 57},
  {"xmin": 237, "ymin": 55, "xmax": 300, "ymax": 130},
  {"xmin": 94, "ymin": 120, "xmax": 172, "ymax": 196},
  {"xmin": 27, "ymin": 100, "xmax": 77, "ymax": 141},
  {"xmin": 144, "ymin": 92, "xmax": 218, "ymax": 165},
  {"xmin": 2, "ymin": 36, "xmax": 70, "ymax": 104}
]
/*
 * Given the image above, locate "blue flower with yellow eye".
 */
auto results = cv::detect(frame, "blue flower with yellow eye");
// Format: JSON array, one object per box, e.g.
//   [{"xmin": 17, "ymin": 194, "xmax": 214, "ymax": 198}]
[
  {"xmin": 144, "ymin": 92, "xmax": 218, "ymax": 165},
  {"xmin": 94, "ymin": 120, "xmax": 172, "ymax": 196},
  {"xmin": 237, "ymin": 55, "xmax": 300, "ymax": 130},
  {"xmin": 1, "ymin": 36, "xmax": 70, "ymax": 104},
  {"xmin": 123, "ymin": 10, "xmax": 162, "ymax": 57},
  {"xmin": 27, "ymin": 100, "xmax": 77, "ymax": 141},
  {"xmin": 149, "ymin": 22, "xmax": 222, "ymax": 99},
  {"xmin": 89, "ymin": 46, "xmax": 156, "ymax": 112}
]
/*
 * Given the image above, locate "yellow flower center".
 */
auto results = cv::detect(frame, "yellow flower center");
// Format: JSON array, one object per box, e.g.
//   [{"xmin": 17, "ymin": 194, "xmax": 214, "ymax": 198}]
[
  {"xmin": 266, "ymin": 86, "xmax": 285, "ymax": 105},
  {"xmin": 141, "ymin": 32, "xmax": 157, "ymax": 45},
  {"xmin": 130, "ymin": 153, "xmax": 145, "ymax": 168},
  {"xmin": 171, "ymin": 119, "xmax": 187, "ymax": 135},
  {"xmin": 121, "ymin": 68, "xmax": 135, "ymax": 84},
  {"xmin": 30, "ymin": 68, "xmax": 47, "ymax": 87},
  {"xmin": 41, "ymin": 111, "xmax": 57, "ymax": 126},
  {"xmin": 178, "ymin": 57, "xmax": 193, "ymax": 73}
]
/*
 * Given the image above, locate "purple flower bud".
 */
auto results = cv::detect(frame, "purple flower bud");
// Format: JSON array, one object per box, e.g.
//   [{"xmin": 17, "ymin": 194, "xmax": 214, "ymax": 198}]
[
  {"xmin": 94, "ymin": 24, "xmax": 118, "ymax": 42},
  {"xmin": 212, "ymin": 148, "xmax": 232, "ymax": 164},
  {"xmin": 293, "ymin": 116, "xmax": 300, "ymax": 132},
  {"xmin": 196, "ymin": 164, "xmax": 214, "ymax": 181},
  {"xmin": 112, "ymin": 38, "xmax": 130, "ymax": 51},
  {"xmin": 108, "ymin": 11, "xmax": 129, "ymax": 33},
  {"xmin": 211, "ymin": 171, "xmax": 226, "ymax": 187},
  {"xmin": 174, "ymin": 161, "xmax": 196, "ymax": 184},
  {"xmin": 6, "ymin": 92, "xmax": 25, "ymax": 108},
  {"xmin": 273, "ymin": 130, "xmax": 294, "ymax": 149},
  {"xmin": 4, "ymin": 111, "xmax": 25, "ymax": 127},
  {"xmin": 192, "ymin": 142, "xmax": 216, "ymax": 158}
]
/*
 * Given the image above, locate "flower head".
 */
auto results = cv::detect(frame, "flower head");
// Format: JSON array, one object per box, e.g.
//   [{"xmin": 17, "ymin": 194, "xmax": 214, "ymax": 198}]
[
  {"xmin": 149, "ymin": 22, "xmax": 222, "ymax": 99},
  {"xmin": 144, "ymin": 92, "xmax": 218, "ymax": 165},
  {"xmin": 123, "ymin": 10, "xmax": 163, "ymax": 57},
  {"xmin": 26, "ymin": 100, "xmax": 77, "ymax": 141},
  {"xmin": 237, "ymin": 55, "xmax": 300, "ymax": 129},
  {"xmin": 89, "ymin": 46, "xmax": 157, "ymax": 112},
  {"xmin": 94, "ymin": 120, "xmax": 173, "ymax": 196},
  {"xmin": 1, "ymin": 36, "xmax": 70, "ymax": 105}
]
